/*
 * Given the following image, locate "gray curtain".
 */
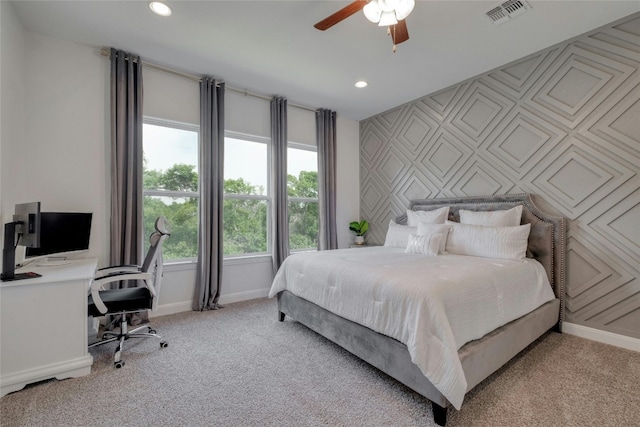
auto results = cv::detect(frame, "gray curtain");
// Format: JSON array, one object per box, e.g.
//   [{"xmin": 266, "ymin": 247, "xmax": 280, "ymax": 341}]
[
  {"xmin": 271, "ymin": 97, "xmax": 289, "ymax": 273},
  {"xmin": 316, "ymin": 109, "xmax": 338, "ymax": 250},
  {"xmin": 110, "ymin": 48, "xmax": 144, "ymax": 283},
  {"xmin": 193, "ymin": 77, "xmax": 225, "ymax": 311},
  {"xmin": 109, "ymin": 48, "xmax": 145, "ymax": 326}
]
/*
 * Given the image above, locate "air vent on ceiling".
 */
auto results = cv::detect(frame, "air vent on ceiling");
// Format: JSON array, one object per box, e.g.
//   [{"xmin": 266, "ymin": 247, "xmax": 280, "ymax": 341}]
[{"xmin": 486, "ymin": 0, "xmax": 531, "ymax": 25}]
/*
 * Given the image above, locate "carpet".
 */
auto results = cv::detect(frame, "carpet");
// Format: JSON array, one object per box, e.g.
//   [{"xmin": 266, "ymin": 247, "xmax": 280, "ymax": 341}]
[{"xmin": 1, "ymin": 297, "xmax": 638, "ymax": 426}]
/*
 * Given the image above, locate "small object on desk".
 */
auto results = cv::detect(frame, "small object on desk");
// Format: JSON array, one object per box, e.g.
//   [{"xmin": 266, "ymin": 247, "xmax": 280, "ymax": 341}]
[
  {"xmin": 0, "ymin": 271, "xmax": 42, "ymax": 281},
  {"xmin": 350, "ymin": 243, "xmax": 369, "ymax": 248}
]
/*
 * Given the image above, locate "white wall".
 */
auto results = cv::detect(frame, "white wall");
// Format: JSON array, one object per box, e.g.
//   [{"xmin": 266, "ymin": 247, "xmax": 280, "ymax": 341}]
[
  {"xmin": 22, "ymin": 32, "xmax": 109, "ymax": 265},
  {"xmin": 1, "ymin": 1, "xmax": 27, "ymax": 261},
  {"xmin": 1, "ymin": 3, "xmax": 109, "ymax": 269},
  {"xmin": 336, "ymin": 115, "xmax": 360, "ymax": 249},
  {"xmin": 0, "ymin": 14, "xmax": 361, "ymax": 315}
]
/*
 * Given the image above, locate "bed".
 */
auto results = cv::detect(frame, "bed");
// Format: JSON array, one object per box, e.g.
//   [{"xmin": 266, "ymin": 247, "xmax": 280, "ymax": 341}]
[{"xmin": 270, "ymin": 194, "xmax": 565, "ymax": 426}]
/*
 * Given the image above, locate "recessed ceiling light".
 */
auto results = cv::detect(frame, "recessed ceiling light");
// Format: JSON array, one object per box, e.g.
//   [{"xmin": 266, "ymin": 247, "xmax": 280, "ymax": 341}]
[
  {"xmin": 355, "ymin": 81, "xmax": 368, "ymax": 88},
  {"xmin": 149, "ymin": 1, "xmax": 172, "ymax": 16}
]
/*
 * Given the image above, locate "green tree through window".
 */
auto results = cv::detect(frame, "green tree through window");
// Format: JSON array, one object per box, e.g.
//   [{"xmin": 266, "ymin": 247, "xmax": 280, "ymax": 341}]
[
  {"xmin": 143, "ymin": 120, "xmax": 200, "ymax": 261},
  {"xmin": 143, "ymin": 165, "xmax": 320, "ymax": 259},
  {"xmin": 288, "ymin": 171, "xmax": 319, "ymax": 251},
  {"xmin": 223, "ymin": 178, "xmax": 268, "ymax": 256},
  {"xmin": 144, "ymin": 124, "xmax": 320, "ymax": 260},
  {"xmin": 287, "ymin": 143, "xmax": 319, "ymax": 252},
  {"xmin": 143, "ymin": 163, "xmax": 199, "ymax": 260}
]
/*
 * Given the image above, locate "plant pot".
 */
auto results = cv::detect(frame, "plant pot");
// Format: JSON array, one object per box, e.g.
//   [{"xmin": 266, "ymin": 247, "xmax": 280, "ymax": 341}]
[{"xmin": 354, "ymin": 236, "xmax": 365, "ymax": 245}]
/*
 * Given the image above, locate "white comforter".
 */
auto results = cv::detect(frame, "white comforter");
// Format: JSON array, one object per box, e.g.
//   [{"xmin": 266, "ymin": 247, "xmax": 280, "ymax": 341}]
[{"xmin": 269, "ymin": 247, "xmax": 555, "ymax": 410}]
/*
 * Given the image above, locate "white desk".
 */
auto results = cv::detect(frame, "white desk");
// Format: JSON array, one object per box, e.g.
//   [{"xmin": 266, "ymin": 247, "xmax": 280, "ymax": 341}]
[{"xmin": 0, "ymin": 258, "xmax": 98, "ymax": 397}]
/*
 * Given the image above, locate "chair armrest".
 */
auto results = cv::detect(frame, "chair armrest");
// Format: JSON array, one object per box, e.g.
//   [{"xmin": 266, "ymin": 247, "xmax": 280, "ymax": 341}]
[
  {"xmin": 90, "ymin": 272, "xmax": 154, "ymax": 315},
  {"xmin": 90, "ymin": 286, "xmax": 109, "ymax": 315},
  {"xmin": 96, "ymin": 265, "xmax": 141, "ymax": 278}
]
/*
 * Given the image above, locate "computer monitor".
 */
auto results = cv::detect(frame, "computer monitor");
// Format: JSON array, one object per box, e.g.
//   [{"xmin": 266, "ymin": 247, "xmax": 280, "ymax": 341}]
[
  {"xmin": 1, "ymin": 201, "xmax": 41, "ymax": 281},
  {"xmin": 24, "ymin": 212, "xmax": 92, "ymax": 265}
]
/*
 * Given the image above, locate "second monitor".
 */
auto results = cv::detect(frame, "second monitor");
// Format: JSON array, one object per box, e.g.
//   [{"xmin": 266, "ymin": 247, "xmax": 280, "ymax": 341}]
[{"xmin": 24, "ymin": 212, "xmax": 92, "ymax": 265}]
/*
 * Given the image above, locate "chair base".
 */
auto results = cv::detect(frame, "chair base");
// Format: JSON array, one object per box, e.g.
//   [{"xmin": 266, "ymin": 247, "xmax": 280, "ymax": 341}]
[{"xmin": 88, "ymin": 314, "xmax": 167, "ymax": 368}]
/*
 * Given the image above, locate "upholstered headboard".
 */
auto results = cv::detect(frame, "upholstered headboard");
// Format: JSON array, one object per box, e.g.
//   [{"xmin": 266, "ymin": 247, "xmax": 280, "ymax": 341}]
[{"xmin": 396, "ymin": 193, "xmax": 566, "ymax": 325}]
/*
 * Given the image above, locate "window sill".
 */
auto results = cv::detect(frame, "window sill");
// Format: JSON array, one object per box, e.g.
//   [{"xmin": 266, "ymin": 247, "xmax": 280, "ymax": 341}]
[
  {"xmin": 224, "ymin": 254, "xmax": 272, "ymax": 266},
  {"xmin": 163, "ymin": 254, "xmax": 273, "ymax": 271},
  {"xmin": 163, "ymin": 260, "xmax": 197, "ymax": 272},
  {"xmin": 290, "ymin": 249, "xmax": 317, "ymax": 254}
]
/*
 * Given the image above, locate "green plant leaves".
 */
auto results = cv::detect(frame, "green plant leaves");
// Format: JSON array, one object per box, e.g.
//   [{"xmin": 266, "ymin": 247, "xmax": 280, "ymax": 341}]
[{"xmin": 349, "ymin": 220, "xmax": 369, "ymax": 236}]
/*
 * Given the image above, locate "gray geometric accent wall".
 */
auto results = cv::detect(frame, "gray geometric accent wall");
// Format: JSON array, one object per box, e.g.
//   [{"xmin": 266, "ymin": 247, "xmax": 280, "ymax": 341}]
[{"xmin": 360, "ymin": 13, "xmax": 640, "ymax": 339}]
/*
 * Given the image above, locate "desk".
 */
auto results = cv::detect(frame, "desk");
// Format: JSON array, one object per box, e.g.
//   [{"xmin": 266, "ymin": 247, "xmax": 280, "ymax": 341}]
[{"xmin": 0, "ymin": 258, "xmax": 97, "ymax": 397}]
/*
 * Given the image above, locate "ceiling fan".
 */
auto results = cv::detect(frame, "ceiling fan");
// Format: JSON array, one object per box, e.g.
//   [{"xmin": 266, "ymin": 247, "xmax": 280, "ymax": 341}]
[{"xmin": 314, "ymin": 0, "xmax": 415, "ymax": 52}]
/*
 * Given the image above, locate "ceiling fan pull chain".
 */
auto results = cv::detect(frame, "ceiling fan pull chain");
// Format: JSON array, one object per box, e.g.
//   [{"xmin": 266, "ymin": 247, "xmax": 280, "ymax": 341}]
[{"xmin": 391, "ymin": 25, "xmax": 396, "ymax": 53}]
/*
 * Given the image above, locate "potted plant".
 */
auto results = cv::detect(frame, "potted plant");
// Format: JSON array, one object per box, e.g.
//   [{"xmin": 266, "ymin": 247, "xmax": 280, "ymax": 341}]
[{"xmin": 349, "ymin": 220, "xmax": 369, "ymax": 245}]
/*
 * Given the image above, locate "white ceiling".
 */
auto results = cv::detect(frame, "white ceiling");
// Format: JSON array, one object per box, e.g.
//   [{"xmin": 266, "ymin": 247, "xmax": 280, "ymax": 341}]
[{"xmin": 10, "ymin": 0, "xmax": 640, "ymax": 121}]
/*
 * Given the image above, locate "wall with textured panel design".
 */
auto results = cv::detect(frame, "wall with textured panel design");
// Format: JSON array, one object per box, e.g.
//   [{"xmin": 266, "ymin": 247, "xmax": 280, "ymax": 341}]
[{"xmin": 360, "ymin": 13, "xmax": 640, "ymax": 339}]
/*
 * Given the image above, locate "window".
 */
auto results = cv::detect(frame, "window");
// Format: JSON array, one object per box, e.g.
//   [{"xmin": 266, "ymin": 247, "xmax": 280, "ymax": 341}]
[
  {"xmin": 143, "ymin": 118, "xmax": 199, "ymax": 261},
  {"xmin": 224, "ymin": 133, "xmax": 270, "ymax": 257},
  {"xmin": 287, "ymin": 143, "xmax": 318, "ymax": 251}
]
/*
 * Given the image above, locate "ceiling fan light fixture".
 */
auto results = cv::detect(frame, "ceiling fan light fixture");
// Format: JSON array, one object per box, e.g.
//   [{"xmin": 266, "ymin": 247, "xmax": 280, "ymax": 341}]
[
  {"xmin": 363, "ymin": 2, "xmax": 382, "ymax": 23},
  {"xmin": 314, "ymin": 0, "xmax": 411, "ymax": 49},
  {"xmin": 364, "ymin": 0, "xmax": 413, "ymax": 25},
  {"xmin": 378, "ymin": 0, "xmax": 399, "ymax": 12},
  {"xmin": 378, "ymin": 10, "xmax": 398, "ymax": 26},
  {"xmin": 149, "ymin": 1, "xmax": 172, "ymax": 16},
  {"xmin": 394, "ymin": 0, "xmax": 415, "ymax": 21}
]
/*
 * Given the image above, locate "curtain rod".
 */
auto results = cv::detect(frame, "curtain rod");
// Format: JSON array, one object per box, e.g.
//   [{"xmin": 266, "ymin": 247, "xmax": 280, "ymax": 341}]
[{"xmin": 100, "ymin": 48, "xmax": 317, "ymax": 113}]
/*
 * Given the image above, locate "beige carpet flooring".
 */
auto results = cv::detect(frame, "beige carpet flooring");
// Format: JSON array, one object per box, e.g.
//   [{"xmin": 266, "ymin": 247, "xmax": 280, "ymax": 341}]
[{"xmin": 1, "ymin": 297, "xmax": 639, "ymax": 427}]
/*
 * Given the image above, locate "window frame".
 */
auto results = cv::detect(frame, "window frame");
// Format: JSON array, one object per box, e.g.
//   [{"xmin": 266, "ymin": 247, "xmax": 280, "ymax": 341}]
[
  {"xmin": 142, "ymin": 116, "xmax": 200, "ymax": 263},
  {"xmin": 223, "ymin": 131, "xmax": 272, "ymax": 259}
]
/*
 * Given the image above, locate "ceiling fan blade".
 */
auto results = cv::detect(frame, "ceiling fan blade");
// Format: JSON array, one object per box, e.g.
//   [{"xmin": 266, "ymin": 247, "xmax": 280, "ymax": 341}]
[
  {"xmin": 314, "ymin": 0, "xmax": 368, "ymax": 31},
  {"xmin": 390, "ymin": 20, "xmax": 409, "ymax": 45}
]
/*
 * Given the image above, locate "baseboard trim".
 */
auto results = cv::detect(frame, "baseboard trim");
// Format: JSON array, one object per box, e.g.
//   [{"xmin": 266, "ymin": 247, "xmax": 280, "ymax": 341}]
[
  {"xmin": 562, "ymin": 322, "xmax": 639, "ymax": 352},
  {"xmin": 150, "ymin": 301, "xmax": 192, "ymax": 318},
  {"xmin": 218, "ymin": 289, "xmax": 270, "ymax": 305},
  {"xmin": 1, "ymin": 356, "xmax": 93, "ymax": 397},
  {"xmin": 151, "ymin": 289, "xmax": 271, "ymax": 318}
]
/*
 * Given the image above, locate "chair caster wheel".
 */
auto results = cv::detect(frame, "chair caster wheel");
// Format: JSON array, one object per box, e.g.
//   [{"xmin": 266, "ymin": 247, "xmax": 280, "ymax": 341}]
[
  {"xmin": 114, "ymin": 360, "xmax": 125, "ymax": 368},
  {"xmin": 160, "ymin": 341, "xmax": 168, "ymax": 348},
  {"xmin": 148, "ymin": 329, "xmax": 156, "ymax": 334}
]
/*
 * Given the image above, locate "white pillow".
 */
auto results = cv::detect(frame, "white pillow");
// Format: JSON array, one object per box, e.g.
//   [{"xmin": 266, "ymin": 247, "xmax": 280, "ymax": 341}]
[
  {"xmin": 406, "ymin": 206, "xmax": 449, "ymax": 226},
  {"xmin": 405, "ymin": 233, "xmax": 442, "ymax": 256},
  {"xmin": 384, "ymin": 221, "xmax": 417, "ymax": 248},
  {"xmin": 445, "ymin": 222, "xmax": 531, "ymax": 261},
  {"xmin": 459, "ymin": 205, "xmax": 523, "ymax": 227},
  {"xmin": 417, "ymin": 223, "xmax": 452, "ymax": 254}
]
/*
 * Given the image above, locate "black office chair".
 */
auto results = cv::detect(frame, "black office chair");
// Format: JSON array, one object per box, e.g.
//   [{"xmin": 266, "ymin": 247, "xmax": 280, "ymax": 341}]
[{"xmin": 88, "ymin": 217, "xmax": 171, "ymax": 368}]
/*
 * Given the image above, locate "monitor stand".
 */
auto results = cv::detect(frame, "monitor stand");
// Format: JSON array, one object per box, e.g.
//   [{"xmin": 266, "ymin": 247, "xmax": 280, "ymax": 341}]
[
  {"xmin": 1, "ymin": 222, "xmax": 41, "ymax": 281},
  {"xmin": 36, "ymin": 257, "xmax": 71, "ymax": 267}
]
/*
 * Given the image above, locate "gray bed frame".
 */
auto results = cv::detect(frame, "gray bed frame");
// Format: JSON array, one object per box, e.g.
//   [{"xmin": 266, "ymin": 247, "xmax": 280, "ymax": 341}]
[{"xmin": 276, "ymin": 194, "xmax": 566, "ymax": 426}]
